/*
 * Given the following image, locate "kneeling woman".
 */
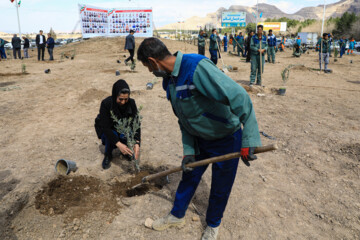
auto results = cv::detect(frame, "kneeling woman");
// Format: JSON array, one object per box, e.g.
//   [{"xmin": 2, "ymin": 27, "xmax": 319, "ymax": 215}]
[{"xmin": 95, "ymin": 80, "xmax": 141, "ymax": 169}]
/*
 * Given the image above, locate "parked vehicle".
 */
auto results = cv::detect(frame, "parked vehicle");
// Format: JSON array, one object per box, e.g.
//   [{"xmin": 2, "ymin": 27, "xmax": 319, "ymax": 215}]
[
  {"xmin": 355, "ymin": 42, "xmax": 360, "ymax": 52},
  {"xmin": 4, "ymin": 43, "xmax": 12, "ymax": 49},
  {"xmin": 284, "ymin": 39, "xmax": 294, "ymax": 48},
  {"xmin": 297, "ymin": 32, "xmax": 318, "ymax": 48}
]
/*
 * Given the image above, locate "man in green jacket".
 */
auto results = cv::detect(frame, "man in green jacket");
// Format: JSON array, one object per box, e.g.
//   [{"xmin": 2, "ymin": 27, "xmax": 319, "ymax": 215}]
[
  {"xmin": 235, "ymin": 32, "xmax": 245, "ymax": 57},
  {"xmin": 250, "ymin": 25, "xmax": 268, "ymax": 86},
  {"xmin": 198, "ymin": 30, "xmax": 206, "ymax": 56},
  {"xmin": 0, "ymin": 38, "xmax": 7, "ymax": 60},
  {"xmin": 137, "ymin": 37, "xmax": 261, "ymax": 240},
  {"xmin": 209, "ymin": 29, "xmax": 218, "ymax": 65},
  {"xmin": 317, "ymin": 33, "xmax": 331, "ymax": 73},
  {"xmin": 232, "ymin": 33, "xmax": 237, "ymax": 52}
]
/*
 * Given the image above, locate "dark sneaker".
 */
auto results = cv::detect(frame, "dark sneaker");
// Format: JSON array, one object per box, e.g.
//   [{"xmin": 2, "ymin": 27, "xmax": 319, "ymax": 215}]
[{"xmin": 102, "ymin": 154, "xmax": 112, "ymax": 169}]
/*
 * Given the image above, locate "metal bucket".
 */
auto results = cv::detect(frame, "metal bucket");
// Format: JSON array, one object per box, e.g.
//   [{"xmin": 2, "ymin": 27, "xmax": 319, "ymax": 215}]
[
  {"xmin": 55, "ymin": 159, "xmax": 77, "ymax": 175},
  {"xmin": 146, "ymin": 82, "xmax": 153, "ymax": 90},
  {"xmin": 278, "ymin": 88, "xmax": 286, "ymax": 96},
  {"xmin": 116, "ymin": 70, "xmax": 120, "ymax": 76}
]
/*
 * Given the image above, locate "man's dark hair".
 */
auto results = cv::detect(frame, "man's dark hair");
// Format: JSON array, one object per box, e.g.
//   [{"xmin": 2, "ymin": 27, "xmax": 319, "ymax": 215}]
[
  {"xmin": 212, "ymin": 28, "xmax": 216, "ymax": 33},
  {"xmin": 130, "ymin": 30, "xmax": 135, "ymax": 33},
  {"xmin": 137, "ymin": 38, "xmax": 172, "ymax": 64},
  {"xmin": 257, "ymin": 25, "xmax": 263, "ymax": 30},
  {"xmin": 269, "ymin": 29, "xmax": 273, "ymax": 33},
  {"xmin": 323, "ymin": 33, "xmax": 328, "ymax": 37}
]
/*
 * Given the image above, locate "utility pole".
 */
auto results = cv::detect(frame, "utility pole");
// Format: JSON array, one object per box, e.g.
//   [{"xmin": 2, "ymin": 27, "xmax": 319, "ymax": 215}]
[
  {"xmin": 15, "ymin": 0, "xmax": 22, "ymax": 38},
  {"xmin": 320, "ymin": 0, "xmax": 326, "ymax": 71},
  {"xmin": 256, "ymin": 0, "xmax": 259, "ymax": 33},
  {"xmin": 321, "ymin": 0, "xmax": 326, "ymax": 36}
]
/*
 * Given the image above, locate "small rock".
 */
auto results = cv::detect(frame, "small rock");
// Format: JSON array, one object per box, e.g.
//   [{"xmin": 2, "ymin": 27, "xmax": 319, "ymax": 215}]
[
  {"xmin": 121, "ymin": 198, "xmax": 131, "ymax": 206},
  {"xmin": 144, "ymin": 218, "xmax": 154, "ymax": 229},
  {"xmin": 74, "ymin": 226, "xmax": 79, "ymax": 231},
  {"xmin": 259, "ymin": 174, "xmax": 267, "ymax": 182},
  {"xmin": 82, "ymin": 234, "xmax": 89, "ymax": 240},
  {"xmin": 49, "ymin": 208, "xmax": 54, "ymax": 216},
  {"xmin": 58, "ymin": 230, "xmax": 66, "ymax": 238},
  {"xmin": 192, "ymin": 216, "xmax": 200, "ymax": 222},
  {"xmin": 278, "ymin": 213, "xmax": 284, "ymax": 218},
  {"xmin": 257, "ymin": 93, "xmax": 265, "ymax": 97},
  {"xmin": 304, "ymin": 130, "xmax": 308, "ymax": 134},
  {"xmin": 73, "ymin": 218, "xmax": 80, "ymax": 226}
]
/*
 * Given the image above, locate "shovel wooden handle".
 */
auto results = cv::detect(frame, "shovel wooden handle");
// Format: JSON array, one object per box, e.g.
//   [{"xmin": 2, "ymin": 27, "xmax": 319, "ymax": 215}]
[{"xmin": 142, "ymin": 143, "xmax": 277, "ymax": 183}]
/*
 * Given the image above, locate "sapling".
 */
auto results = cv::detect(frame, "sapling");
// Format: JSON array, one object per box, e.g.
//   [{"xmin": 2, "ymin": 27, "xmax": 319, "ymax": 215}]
[
  {"xmin": 60, "ymin": 52, "xmax": 65, "ymax": 62},
  {"xmin": 334, "ymin": 46, "xmax": 339, "ymax": 62},
  {"xmin": 21, "ymin": 64, "xmax": 26, "ymax": 74},
  {"xmin": 110, "ymin": 106, "xmax": 143, "ymax": 172},
  {"xmin": 130, "ymin": 59, "xmax": 136, "ymax": 71},
  {"xmin": 281, "ymin": 64, "xmax": 305, "ymax": 89}
]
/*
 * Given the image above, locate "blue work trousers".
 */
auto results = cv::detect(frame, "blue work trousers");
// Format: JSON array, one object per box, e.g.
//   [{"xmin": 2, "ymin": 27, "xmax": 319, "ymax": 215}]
[
  {"xmin": 224, "ymin": 44, "xmax": 228, "ymax": 52},
  {"xmin": 171, "ymin": 129, "xmax": 242, "ymax": 228},
  {"xmin": 101, "ymin": 130, "xmax": 127, "ymax": 155},
  {"xmin": 209, "ymin": 50, "xmax": 218, "ymax": 65},
  {"xmin": 0, "ymin": 47, "xmax": 6, "ymax": 59},
  {"xmin": 244, "ymin": 46, "xmax": 248, "ymax": 57},
  {"xmin": 340, "ymin": 47, "xmax": 346, "ymax": 57}
]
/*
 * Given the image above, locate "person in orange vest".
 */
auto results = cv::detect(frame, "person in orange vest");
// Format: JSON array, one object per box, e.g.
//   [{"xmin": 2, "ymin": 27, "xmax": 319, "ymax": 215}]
[
  {"xmin": 347, "ymin": 37, "xmax": 356, "ymax": 55},
  {"xmin": 280, "ymin": 36, "xmax": 286, "ymax": 52}
]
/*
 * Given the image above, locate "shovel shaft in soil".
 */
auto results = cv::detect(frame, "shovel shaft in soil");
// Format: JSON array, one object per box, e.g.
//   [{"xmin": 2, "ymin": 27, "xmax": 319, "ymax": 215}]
[
  {"xmin": 215, "ymin": 39, "xmax": 228, "ymax": 73},
  {"xmin": 259, "ymin": 39, "xmax": 263, "ymax": 79},
  {"xmin": 233, "ymin": 38, "xmax": 244, "ymax": 52},
  {"xmin": 142, "ymin": 144, "xmax": 277, "ymax": 184}
]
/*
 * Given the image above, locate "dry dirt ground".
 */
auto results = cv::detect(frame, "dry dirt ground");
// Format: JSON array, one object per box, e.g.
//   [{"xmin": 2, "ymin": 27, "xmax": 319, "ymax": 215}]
[{"xmin": 0, "ymin": 37, "xmax": 359, "ymax": 240}]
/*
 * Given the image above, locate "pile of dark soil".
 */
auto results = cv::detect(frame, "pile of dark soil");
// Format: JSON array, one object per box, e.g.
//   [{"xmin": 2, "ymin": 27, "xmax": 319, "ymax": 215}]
[
  {"xmin": 340, "ymin": 143, "xmax": 360, "ymax": 161},
  {"xmin": 35, "ymin": 175, "xmax": 119, "ymax": 219},
  {"xmin": 34, "ymin": 166, "xmax": 168, "ymax": 219}
]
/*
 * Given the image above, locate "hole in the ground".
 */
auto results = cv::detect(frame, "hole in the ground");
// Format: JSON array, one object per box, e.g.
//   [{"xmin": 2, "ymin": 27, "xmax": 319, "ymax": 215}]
[{"xmin": 111, "ymin": 165, "xmax": 168, "ymax": 198}]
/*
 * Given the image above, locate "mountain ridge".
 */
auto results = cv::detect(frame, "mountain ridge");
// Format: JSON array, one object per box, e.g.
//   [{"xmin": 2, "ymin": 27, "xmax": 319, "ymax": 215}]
[{"xmin": 158, "ymin": 0, "xmax": 360, "ymax": 30}]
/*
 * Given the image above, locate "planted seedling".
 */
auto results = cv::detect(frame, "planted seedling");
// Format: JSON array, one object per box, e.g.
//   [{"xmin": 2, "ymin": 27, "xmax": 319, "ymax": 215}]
[
  {"xmin": 111, "ymin": 106, "xmax": 143, "ymax": 172},
  {"xmin": 21, "ymin": 64, "xmax": 26, "ymax": 74},
  {"xmin": 130, "ymin": 59, "xmax": 136, "ymax": 71},
  {"xmin": 280, "ymin": 64, "xmax": 305, "ymax": 95}
]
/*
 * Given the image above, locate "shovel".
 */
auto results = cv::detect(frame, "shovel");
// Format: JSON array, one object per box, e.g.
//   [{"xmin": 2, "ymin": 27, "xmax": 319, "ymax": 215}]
[
  {"xmin": 131, "ymin": 143, "xmax": 277, "ymax": 189},
  {"xmin": 215, "ymin": 40, "xmax": 229, "ymax": 73}
]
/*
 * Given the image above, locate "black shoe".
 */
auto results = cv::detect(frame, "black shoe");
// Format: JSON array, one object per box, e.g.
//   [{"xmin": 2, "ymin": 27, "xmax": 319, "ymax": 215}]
[{"xmin": 102, "ymin": 154, "xmax": 112, "ymax": 169}]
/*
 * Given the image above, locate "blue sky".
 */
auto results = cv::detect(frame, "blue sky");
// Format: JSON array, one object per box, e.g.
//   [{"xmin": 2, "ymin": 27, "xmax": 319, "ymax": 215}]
[{"xmin": 0, "ymin": 0, "xmax": 340, "ymax": 33}]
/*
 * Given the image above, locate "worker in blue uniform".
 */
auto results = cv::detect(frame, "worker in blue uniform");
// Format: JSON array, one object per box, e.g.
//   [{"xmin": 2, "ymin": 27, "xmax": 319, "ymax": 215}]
[{"xmin": 137, "ymin": 37, "xmax": 262, "ymax": 240}]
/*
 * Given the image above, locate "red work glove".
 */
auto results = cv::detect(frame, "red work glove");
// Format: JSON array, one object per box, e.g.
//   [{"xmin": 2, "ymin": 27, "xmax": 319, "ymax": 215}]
[
  {"xmin": 241, "ymin": 147, "xmax": 257, "ymax": 166},
  {"xmin": 181, "ymin": 155, "xmax": 196, "ymax": 173}
]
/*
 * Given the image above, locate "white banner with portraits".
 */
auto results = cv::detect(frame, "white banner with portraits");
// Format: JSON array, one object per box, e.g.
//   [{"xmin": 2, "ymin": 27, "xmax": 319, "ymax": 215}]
[{"xmin": 79, "ymin": 4, "xmax": 153, "ymax": 38}]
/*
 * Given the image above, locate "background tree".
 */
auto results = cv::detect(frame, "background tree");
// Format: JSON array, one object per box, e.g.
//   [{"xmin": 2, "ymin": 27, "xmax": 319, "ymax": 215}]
[{"xmin": 49, "ymin": 27, "xmax": 57, "ymax": 40}]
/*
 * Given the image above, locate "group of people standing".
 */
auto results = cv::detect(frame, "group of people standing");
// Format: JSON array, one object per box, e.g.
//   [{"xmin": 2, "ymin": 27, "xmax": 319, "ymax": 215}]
[
  {"xmin": 0, "ymin": 30, "xmax": 55, "ymax": 61},
  {"xmin": 196, "ymin": 25, "xmax": 277, "ymax": 86}
]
